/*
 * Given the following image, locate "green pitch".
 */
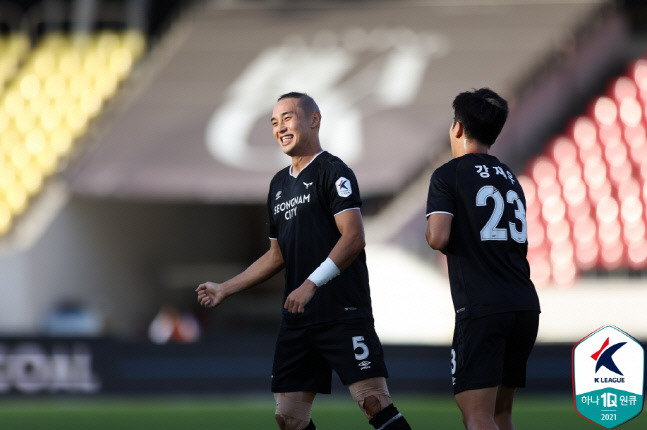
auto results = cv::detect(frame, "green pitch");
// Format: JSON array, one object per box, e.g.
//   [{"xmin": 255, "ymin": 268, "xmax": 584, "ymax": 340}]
[{"xmin": 0, "ymin": 394, "xmax": 644, "ymax": 429}]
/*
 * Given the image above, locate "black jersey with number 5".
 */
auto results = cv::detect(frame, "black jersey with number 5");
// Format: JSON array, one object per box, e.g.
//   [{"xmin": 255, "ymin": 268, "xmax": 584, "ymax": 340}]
[
  {"xmin": 426, "ymin": 153, "xmax": 540, "ymax": 320},
  {"xmin": 268, "ymin": 151, "xmax": 373, "ymax": 327}
]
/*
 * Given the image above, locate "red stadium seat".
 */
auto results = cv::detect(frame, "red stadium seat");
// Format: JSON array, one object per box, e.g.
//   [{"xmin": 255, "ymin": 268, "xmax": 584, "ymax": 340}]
[
  {"xmin": 521, "ymin": 53, "xmax": 647, "ymax": 283},
  {"xmin": 609, "ymin": 76, "xmax": 638, "ymax": 103},
  {"xmin": 592, "ymin": 96, "xmax": 618, "ymax": 127},
  {"xmin": 598, "ymin": 239, "xmax": 625, "ymax": 270},
  {"xmin": 618, "ymin": 97, "xmax": 643, "ymax": 127},
  {"xmin": 627, "ymin": 239, "xmax": 647, "ymax": 269},
  {"xmin": 571, "ymin": 117, "xmax": 598, "ymax": 153},
  {"xmin": 629, "ymin": 59, "xmax": 647, "ymax": 98}
]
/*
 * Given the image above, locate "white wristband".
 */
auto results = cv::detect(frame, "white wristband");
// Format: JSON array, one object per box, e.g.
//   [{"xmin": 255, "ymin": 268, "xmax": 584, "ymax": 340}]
[{"xmin": 307, "ymin": 257, "xmax": 341, "ymax": 287}]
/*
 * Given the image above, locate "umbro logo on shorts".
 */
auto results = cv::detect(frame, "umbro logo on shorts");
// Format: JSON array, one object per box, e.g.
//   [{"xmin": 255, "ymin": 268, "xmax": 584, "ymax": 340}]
[{"xmin": 358, "ymin": 360, "xmax": 371, "ymax": 370}]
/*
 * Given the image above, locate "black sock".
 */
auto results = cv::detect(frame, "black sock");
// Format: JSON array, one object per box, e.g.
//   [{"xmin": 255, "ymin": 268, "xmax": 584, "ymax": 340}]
[
  {"xmin": 368, "ymin": 404, "xmax": 412, "ymax": 430},
  {"xmin": 303, "ymin": 419, "xmax": 316, "ymax": 430}
]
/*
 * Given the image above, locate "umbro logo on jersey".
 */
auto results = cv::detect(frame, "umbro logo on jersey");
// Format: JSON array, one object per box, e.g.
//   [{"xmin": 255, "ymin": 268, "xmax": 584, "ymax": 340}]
[
  {"xmin": 275, "ymin": 191, "xmax": 282, "ymax": 200},
  {"xmin": 335, "ymin": 177, "xmax": 352, "ymax": 197},
  {"xmin": 303, "ymin": 182, "xmax": 313, "ymax": 189}
]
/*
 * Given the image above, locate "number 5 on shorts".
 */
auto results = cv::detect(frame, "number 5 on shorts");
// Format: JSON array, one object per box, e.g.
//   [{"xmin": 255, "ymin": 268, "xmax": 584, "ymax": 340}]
[{"xmin": 353, "ymin": 335, "xmax": 369, "ymax": 360}]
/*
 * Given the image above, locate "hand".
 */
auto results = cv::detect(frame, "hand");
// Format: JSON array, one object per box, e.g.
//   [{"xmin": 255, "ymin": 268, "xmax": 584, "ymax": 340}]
[
  {"xmin": 283, "ymin": 279, "xmax": 318, "ymax": 314},
  {"xmin": 196, "ymin": 282, "xmax": 226, "ymax": 308}
]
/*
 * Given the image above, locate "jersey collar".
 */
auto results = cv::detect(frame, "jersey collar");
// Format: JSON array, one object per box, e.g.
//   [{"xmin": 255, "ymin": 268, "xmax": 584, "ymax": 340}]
[{"xmin": 289, "ymin": 150, "xmax": 325, "ymax": 178}]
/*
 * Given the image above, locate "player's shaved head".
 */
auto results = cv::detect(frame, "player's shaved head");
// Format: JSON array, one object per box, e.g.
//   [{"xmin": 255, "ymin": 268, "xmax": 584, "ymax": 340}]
[{"xmin": 277, "ymin": 92, "xmax": 320, "ymax": 116}]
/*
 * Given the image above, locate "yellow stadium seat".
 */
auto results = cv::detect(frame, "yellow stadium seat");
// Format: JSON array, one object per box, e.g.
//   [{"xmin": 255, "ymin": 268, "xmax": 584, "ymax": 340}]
[
  {"xmin": 0, "ymin": 29, "xmax": 148, "ymax": 237},
  {"xmin": 58, "ymin": 50, "xmax": 82, "ymax": 77},
  {"xmin": 79, "ymin": 90, "xmax": 103, "ymax": 118},
  {"xmin": 5, "ymin": 182, "xmax": 28, "ymax": 216},
  {"xmin": 0, "ymin": 109, "xmax": 9, "ymax": 132},
  {"xmin": 49, "ymin": 125, "xmax": 74, "ymax": 156},
  {"xmin": 10, "ymin": 144, "xmax": 30, "ymax": 170},
  {"xmin": 13, "ymin": 107, "xmax": 36, "ymax": 135},
  {"xmin": 28, "ymin": 91, "xmax": 50, "ymax": 116},
  {"xmin": 122, "ymin": 30, "xmax": 146, "ymax": 60},
  {"xmin": 0, "ymin": 201, "xmax": 12, "ymax": 236},
  {"xmin": 25, "ymin": 128, "xmax": 47, "ymax": 156},
  {"xmin": 3, "ymin": 87, "xmax": 25, "ymax": 116},
  {"xmin": 44, "ymin": 73, "xmax": 66, "ymax": 99},
  {"xmin": 96, "ymin": 31, "xmax": 121, "ymax": 55},
  {"xmin": 20, "ymin": 162, "xmax": 44, "ymax": 196},
  {"xmin": 39, "ymin": 105, "xmax": 63, "ymax": 131},
  {"xmin": 109, "ymin": 47, "xmax": 134, "ymax": 79},
  {"xmin": 32, "ymin": 50, "xmax": 58, "ymax": 78},
  {"xmin": 64, "ymin": 106, "xmax": 88, "ymax": 137},
  {"xmin": 94, "ymin": 72, "xmax": 118, "ymax": 100},
  {"xmin": 35, "ymin": 145, "xmax": 58, "ymax": 176}
]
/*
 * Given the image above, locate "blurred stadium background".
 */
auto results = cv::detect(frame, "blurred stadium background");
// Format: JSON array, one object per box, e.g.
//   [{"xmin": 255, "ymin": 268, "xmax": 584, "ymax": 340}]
[{"xmin": 0, "ymin": 0, "xmax": 645, "ymax": 426}]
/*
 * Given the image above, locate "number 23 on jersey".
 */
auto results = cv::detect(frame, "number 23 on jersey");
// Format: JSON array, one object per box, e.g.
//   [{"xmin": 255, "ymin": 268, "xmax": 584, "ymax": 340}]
[{"xmin": 476, "ymin": 185, "xmax": 527, "ymax": 243}]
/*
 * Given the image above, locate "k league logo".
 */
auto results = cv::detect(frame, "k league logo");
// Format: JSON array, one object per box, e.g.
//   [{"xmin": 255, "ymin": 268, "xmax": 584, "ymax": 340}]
[
  {"xmin": 335, "ymin": 177, "xmax": 352, "ymax": 198},
  {"xmin": 572, "ymin": 326, "xmax": 645, "ymax": 428},
  {"xmin": 592, "ymin": 337, "xmax": 626, "ymax": 379}
]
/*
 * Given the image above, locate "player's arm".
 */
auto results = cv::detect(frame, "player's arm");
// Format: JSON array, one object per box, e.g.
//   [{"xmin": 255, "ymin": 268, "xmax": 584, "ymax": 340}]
[
  {"xmin": 329, "ymin": 208, "xmax": 366, "ymax": 270},
  {"xmin": 196, "ymin": 239, "xmax": 284, "ymax": 308},
  {"xmin": 284, "ymin": 208, "xmax": 364, "ymax": 314},
  {"xmin": 426, "ymin": 212, "xmax": 453, "ymax": 252}
]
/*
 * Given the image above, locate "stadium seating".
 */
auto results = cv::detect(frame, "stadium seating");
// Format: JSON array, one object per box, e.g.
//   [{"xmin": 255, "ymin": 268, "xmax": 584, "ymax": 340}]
[
  {"xmin": 521, "ymin": 54, "xmax": 647, "ymax": 287},
  {"xmin": 0, "ymin": 29, "xmax": 146, "ymax": 236}
]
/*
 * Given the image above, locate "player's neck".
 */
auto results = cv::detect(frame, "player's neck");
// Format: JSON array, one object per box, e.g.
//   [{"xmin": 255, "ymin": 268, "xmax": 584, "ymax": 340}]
[
  {"xmin": 290, "ymin": 150, "xmax": 322, "ymax": 176},
  {"xmin": 466, "ymin": 144, "xmax": 489, "ymax": 154},
  {"xmin": 456, "ymin": 139, "xmax": 489, "ymax": 157}
]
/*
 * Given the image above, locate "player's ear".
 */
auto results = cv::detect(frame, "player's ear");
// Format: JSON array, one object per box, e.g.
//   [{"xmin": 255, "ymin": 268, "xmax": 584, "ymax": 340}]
[
  {"xmin": 311, "ymin": 111, "xmax": 321, "ymax": 129},
  {"xmin": 451, "ymin": 120, "xmax": 464, "ymax": 139}
]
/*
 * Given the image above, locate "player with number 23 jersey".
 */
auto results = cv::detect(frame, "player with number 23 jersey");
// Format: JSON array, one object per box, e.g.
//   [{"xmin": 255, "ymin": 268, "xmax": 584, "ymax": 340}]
[{"xmin": 426, "ymin": 153, "xmax": 540, "ymax": 320}]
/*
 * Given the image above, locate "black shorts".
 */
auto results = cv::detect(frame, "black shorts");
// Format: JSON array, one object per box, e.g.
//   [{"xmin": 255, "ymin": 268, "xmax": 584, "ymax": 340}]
[
  {"xmin": 271, "ymin": 319, "xmax": 389, "ymax": 394},
  {"xmin": 451, "ymin": 311, "xmax": 539, "ymax": 395}
]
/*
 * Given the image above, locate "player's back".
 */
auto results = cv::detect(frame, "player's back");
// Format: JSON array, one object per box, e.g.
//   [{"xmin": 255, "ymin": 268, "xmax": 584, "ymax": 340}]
[{"xmin": 435, "ymin": 153, "xmax": 540, "ymax": 318}]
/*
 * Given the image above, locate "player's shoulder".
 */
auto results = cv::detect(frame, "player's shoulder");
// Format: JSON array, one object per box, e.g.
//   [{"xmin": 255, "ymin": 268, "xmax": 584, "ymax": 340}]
[
  {"xmin": 317, "ymin": 151, "xmax": 350, "ymax": 169},
  {"xmin": 432, "ymin": 157, "xmax": 461, "ymax": 180},
  {"xmin": 316, "ymin": 151, "xmax": 356, "ymax": 180}
]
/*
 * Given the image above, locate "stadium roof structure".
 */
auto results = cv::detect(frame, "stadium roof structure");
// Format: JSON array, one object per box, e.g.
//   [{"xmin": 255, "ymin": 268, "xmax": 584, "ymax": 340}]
[{"xmin": 65, "ymin": 0, "xmax": 609, "ymax": 203}]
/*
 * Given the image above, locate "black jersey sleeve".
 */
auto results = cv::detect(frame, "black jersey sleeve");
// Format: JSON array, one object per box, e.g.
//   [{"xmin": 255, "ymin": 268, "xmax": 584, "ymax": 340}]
[
  {"xmin": 323, "ymin": 157, "xmax": 362, "ymax": 215},
  {"xmin": 426, "ymin": 162, "xmax": 457, "ymax": 217}
]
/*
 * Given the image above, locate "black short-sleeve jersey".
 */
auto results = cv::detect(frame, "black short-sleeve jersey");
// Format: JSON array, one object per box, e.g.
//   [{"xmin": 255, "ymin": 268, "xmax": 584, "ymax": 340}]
[
  {"xmin": 267, "ymin": 151, "xmax": 373, "ymax": 326},
  {"xmin": 426, "ymin": 153, "xmax": 540, "ymax": 320}
]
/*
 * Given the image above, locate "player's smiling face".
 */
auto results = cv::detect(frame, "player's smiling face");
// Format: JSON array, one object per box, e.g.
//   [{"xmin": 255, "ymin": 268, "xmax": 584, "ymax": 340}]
[{"xmin": 271, "ymin": 97, "xmax": 312, "ymax": 156}]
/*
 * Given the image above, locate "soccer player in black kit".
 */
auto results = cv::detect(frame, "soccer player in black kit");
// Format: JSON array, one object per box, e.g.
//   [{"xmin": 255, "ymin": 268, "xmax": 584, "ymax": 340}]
[
  {"xmin": 425, "ymin": 88, "xmax": 540, "ymax": 430},
  {"xmin": 197, "ymin": 92, "xmax": 411, "ymax": 430}
]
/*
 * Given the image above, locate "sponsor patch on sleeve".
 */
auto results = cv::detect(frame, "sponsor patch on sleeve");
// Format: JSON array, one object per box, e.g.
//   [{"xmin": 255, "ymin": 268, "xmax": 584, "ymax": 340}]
[{"xmin": 335, "ymin": 177, "xmax": 352, "ymax": 197}]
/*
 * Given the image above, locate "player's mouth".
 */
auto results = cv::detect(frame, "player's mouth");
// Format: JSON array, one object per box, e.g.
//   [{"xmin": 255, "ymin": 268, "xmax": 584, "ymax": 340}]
[{"xmin": 280, "ymin": 135, "xmax": 294, "ymax": 146}]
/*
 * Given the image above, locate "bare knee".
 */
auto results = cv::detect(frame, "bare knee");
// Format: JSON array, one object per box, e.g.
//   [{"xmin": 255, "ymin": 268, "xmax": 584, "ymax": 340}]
[
  {"xmin": 349, "ymin": 377, "xmax": 393, "ymax": 419},
  {"xmin": 274, "ymin": 392, "xmax": 314, "ymax": 430},
  {"xmin": 455, "ymin": 387, "xmax": 499, "ymax": 430},
  {"xmin": 494, "ymin": 399, "xmax": 512, "ymax": 419},
  {"xmin": 362, "ymin": 395, "xmax": 382, "ymax": 417},
  {"xmin": 275, "ymin": 414, "xmax": 286, "ymax": 430},
  {"xmin": 494, "ymin": 409, "xmax": 512, "ymax": 422},
  {"xmin": 493, "ymin": 405, "xmax": 514, "ymax": 430}
]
